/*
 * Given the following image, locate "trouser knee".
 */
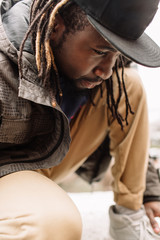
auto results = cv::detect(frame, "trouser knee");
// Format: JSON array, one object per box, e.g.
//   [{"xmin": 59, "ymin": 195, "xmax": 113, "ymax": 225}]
[
  {"xmin": 40, "ymin": 207, "xmax": 82, "ymax": 240},
  {"xmin": 37, "ymin": 193, "xmax": 82, "ymax": 240},
  {"xmin": 0, "ymin": 171, "xmax": 82, "ymax": 240}
]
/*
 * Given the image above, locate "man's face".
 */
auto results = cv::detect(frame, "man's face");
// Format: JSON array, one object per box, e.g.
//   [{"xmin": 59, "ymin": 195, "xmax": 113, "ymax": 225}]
[{"xmin": 51, "ymin": 20, "xmax": 120, "ymax": 89}]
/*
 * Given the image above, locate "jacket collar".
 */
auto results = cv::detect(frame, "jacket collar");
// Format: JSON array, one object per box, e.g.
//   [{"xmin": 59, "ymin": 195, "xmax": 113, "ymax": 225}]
[{"xmin": 0, "ymin": 0, "xmax": 62, "ymax": 112}]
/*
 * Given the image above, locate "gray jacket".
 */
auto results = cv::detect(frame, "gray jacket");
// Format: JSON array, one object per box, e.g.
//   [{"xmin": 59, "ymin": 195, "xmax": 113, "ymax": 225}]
[{"xmin": 0, "ymin": 0, "xmax": 71, "ymax": 177}]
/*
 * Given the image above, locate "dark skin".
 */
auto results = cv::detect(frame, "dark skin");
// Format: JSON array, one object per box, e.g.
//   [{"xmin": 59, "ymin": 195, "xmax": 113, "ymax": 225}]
[
  {"xmin": 50, "ymin": 14, "xmax": 119, "ymax": 89},
  {"xmin": 51, "ymin": 14, "xmax": 160, "ymax": 234},
  {"xmin": 144, "ymin": 202, "xmax": 160, "ymax": 234}
]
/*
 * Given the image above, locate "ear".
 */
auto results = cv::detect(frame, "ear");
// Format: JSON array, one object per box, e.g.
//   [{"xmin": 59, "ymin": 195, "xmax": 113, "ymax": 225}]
[{"xmin": 50, "ymin": 14, "xmax": 66, "ymax": 42}]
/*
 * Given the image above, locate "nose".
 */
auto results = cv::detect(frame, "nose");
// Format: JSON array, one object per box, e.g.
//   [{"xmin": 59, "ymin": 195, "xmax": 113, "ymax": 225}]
[
  {"xmin": 93, "ymin": 54, "xmax": 118, "ymax": 80},
  {"xmin": 94, "ymin": 67, "xmax": 113, "ymax": 80}
]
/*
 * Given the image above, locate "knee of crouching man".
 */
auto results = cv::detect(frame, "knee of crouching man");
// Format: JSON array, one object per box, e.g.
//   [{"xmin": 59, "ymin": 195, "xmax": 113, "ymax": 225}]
[{"xmin": 36, "ymin": 190, "xmax": 82, "ymax": 240}]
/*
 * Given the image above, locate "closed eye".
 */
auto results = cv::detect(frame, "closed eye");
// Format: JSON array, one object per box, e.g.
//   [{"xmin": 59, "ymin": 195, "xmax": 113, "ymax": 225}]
[{"xmin": 92, "ymin": 49, "xmax": 107, "ymax": 56}]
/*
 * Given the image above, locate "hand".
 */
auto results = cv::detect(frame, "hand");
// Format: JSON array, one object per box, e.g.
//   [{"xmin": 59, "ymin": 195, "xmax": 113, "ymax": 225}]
[{"xmin": 144, "ymin": 201, "xmax": 160, "ymax": 234}]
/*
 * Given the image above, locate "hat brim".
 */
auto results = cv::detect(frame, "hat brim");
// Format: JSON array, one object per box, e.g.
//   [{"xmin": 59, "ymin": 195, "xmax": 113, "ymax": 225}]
[{"xmin": 88, "ymin": 16, "xmax": 160, "ymax": 68}]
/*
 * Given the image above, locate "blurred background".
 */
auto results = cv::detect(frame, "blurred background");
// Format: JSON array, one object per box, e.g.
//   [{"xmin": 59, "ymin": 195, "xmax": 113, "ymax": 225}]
[
  {"xmin": 139, "ymin": 5, "xmax": 160, "ymax": 159},
  {"xmin": 139, "ymin": 5, "xmax": 160, "ymax": 123}
]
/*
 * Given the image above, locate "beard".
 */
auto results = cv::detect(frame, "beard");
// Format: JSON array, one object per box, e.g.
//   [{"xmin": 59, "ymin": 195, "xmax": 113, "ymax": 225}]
[
  {"xmin": 51, "ymin": 33, "xmax": 90, "ymax": 96},
  {"xmin": 59, "ymin": 72, "xmax": 90, "ymax": 98}
]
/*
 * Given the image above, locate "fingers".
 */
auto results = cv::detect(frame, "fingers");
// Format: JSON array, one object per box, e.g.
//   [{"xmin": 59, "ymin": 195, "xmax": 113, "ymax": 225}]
[{"xmin": 145, "ymin": 207, "xmax": 160, "ymax": 234}]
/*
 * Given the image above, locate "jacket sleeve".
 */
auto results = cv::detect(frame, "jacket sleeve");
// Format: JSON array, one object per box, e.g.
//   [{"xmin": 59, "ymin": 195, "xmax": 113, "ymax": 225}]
[
  {"xmin": 108, "ymin": 68, "xmax": 149, "ymax": 210},
  {"xmin": 143, "ymin": 160, "xmax": 160, "ymax": 203}
]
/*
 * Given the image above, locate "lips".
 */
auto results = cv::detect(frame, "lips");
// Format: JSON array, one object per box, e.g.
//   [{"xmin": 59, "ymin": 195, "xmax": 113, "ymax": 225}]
[{"xmin": 79, "ymin": 79, "xmax": 102, "ymax": 89}]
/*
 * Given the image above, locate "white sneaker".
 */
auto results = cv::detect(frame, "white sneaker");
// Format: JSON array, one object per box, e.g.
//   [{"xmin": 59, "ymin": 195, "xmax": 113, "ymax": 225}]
[{"xmin": 109, "ymin": 205, "xmax": 160, "ymax": 240}]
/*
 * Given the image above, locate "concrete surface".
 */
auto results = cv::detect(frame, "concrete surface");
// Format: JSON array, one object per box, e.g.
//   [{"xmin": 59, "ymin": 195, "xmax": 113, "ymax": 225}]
[{"xmin": 69, "ymin": 191, "xmax": 114, "ymax": 240}]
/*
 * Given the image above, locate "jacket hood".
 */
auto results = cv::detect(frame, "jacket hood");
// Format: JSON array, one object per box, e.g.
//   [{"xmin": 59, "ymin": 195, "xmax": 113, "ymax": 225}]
[
  {"xmin": 1, "ymin": 0, "xmax": 32, "ymax": 54},
  {"xmin": 0, "ymin": 0, "xmax": 56, "ymax": 109}
]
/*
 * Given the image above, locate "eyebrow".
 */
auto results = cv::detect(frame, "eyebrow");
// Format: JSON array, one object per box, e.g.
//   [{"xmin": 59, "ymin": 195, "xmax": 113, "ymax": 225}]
[{"xmin": 95, "ymin": 45, "xmax": 118, "ymax": 53}]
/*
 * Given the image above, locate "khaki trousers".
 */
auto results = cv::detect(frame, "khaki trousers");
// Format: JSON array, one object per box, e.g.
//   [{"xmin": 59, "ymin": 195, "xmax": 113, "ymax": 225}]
[{"xmin": 0, "ymin": 68, "xmax": 149, "ymax": 239}]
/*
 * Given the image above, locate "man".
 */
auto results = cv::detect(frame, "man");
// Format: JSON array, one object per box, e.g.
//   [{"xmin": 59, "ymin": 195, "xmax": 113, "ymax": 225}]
[{"xmin": 0, "ymin": 0, "xmax": 160, "ymax": 239}]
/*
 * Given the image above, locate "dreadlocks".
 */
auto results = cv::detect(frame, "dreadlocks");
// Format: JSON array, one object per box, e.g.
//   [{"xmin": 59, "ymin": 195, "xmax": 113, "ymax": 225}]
[
  {"xmin": 18, "ymin": 0, "xmax": 69, "ymax": 107},
  {"xmin": 105, "ymin": 56, "xmax": 134, "ymax": 129},
  {"xmin": 18, "ymin": 0, "xmax": 133, "ymax": 129}
]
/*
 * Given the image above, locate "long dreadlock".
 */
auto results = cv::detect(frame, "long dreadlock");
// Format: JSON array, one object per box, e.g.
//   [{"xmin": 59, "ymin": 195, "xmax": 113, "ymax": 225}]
[
  {"xmin": 18, "ymin": 0, "xmax": 69, "ymax": 107},
  {"xmin": 18, "ymin": 0, "xmax": 133, "ymax": 129},
  {"xmin": 105, "ymin": 56, "xmax": 134, "ymax": 129}
]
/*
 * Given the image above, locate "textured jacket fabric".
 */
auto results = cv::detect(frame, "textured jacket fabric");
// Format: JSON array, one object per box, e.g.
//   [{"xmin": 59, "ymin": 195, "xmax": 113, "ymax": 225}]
[
  {"xmin": 0, "ymin": 0, "xmax": 71, "ymax": 176},
  {"xmin": 143, "ymin": 161, "xmax": 160, "ymax": 203}
]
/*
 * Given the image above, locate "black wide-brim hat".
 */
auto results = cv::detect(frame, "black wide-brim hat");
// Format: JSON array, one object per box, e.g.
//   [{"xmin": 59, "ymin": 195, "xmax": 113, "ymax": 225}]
[{"xmin": 74, "ymin": 0, "xmax": 160, "ymax": 67}]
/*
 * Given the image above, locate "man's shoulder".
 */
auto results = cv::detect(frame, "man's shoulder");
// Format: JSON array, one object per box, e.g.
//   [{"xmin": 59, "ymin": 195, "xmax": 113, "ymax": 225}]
[
  {"xmin": 123, "ymin": 67, "xmax": 142, "ymax": 82},
  {"xmin": 112, "ymin": 66, "xmax": 142, "ymax": 85}
]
